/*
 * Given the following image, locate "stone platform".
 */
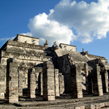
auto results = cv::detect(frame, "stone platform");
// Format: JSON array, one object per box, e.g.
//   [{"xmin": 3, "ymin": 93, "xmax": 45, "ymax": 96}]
[{"xmin": 1, "ymin": 93, "xmax": 109, "ymax": 109}]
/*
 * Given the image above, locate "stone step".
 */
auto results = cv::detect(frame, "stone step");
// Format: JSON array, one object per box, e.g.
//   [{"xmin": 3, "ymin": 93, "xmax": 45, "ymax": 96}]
[
  {"xmin": 1, "ymin": 91, "xmax": 109, "ymax": 109},
  {"xmin": 17, "ymin": 93, "xmax": 109, "ymax": 108}
]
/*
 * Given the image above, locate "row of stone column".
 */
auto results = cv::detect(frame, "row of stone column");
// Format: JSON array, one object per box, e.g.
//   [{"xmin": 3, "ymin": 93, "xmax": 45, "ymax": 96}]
[
  {"xmin": 7, "ymin": 61, "xmax": 65, "ymax": 103},
  {"xmin": 70, "ymin": 63, "xmax": 109, "ymax": 98},
  {"xmin": 87, "ymin": 64, "xmax": 109, "ymax": 96},
  {"xmin": 7, "ymin": 61, "xmax": 109, "ymax": 103}
]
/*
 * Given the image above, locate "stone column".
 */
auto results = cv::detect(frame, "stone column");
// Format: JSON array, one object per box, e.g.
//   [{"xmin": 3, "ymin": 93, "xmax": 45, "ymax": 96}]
[
  {"xmin": 84, "ymin": 64, "xmax": 89, "ymax": 93},
  {"xmin": 71, "ymin": 64, "xmax": 83, "ymax": 98},
  {"xmin": 43, "ymin": 61, "xmax": 55, "ymax": 101},
  {"xmin": 18, "ymin": 68, "xmax": 24, "ymax": 96},
  {"xmin": 8, "ymin": 62, "xmax": 18, "ymax": 103},
  {"xmin": 104, "ymin": 70, "xmax": 108, "ymax": 92},
  {"xmin": 84, "ymin": 63, "xmax": 88, "ymax": 76},
  {"xmin": 92, "ymin": 64, "xmax": 103, "ymax": 96},
  {"xmin": 40, "ymin": 72, "xmax": 43, "ymax": 96},
  {"xmin": 59, "ymin": 73, "xmax": 64, "ymax": 95},
  {"xmin": 30, "ymin": 68, "xmax": 36, "ymax": 98},
  {"xmin": 55, "ymin": 69, "xmax": 60, "ymax": 97},
  {"xmin": 0, "ymin": 65, "xmax": 6, "ymax": 99},
  {"xmin": 88, "ymin": 73, "xmax": 93, "ymax": 94}
]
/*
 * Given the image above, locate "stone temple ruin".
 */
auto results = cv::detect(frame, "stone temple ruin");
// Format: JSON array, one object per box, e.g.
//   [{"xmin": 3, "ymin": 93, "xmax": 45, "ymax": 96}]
[{"xmin": 0, "ymin": 34, "xmax": 109, "ymax": 103}]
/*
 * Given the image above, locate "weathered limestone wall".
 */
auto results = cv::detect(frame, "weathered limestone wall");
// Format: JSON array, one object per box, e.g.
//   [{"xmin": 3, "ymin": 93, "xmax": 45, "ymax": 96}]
[
  {"xmin": 5, "ymin": 40, "xmax": 42, "ymax": 50},
  {"xmin": 0, "ymin": 65, "xmax": 6, "ymax": 99},
  {"xmin": 0, "ymin": 57, "xmax": 7, "ymax": 65},
  {"xmin": 0, "ymin": 39, "xmax": 50, "ymax": 67},
  {"xmin": 16, "ymin": 34, "xmax": 39, "ymax": 45},
  {"xmin": 43, "ymin": 61, "xmax": 55, "ymax": 101},
  {"xmin": 6, "ymin": 45, "xmax": 45, "ymax": 54},
  {"xmin": 1, "ymin": 51, "xmax": 50, "ymax": 62}
]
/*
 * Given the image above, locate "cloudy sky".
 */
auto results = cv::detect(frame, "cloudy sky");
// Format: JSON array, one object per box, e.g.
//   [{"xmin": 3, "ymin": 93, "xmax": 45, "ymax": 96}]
[{"xmin": 0, "ymin": 0, "xmax": 109, "ymax": 62}]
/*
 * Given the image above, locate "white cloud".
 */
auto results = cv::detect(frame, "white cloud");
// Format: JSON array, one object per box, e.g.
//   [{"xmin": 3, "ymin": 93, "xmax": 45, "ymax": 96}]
[
  {"xmin": 21, "ymin": 32, "xmax": 32, "ymax": 36},
  {"xmin": 48, "ymin": 0, "xmax": 109, "ymax": 43},
  {"xmin": 0, "ymin": 37, "xmax": 15, "ymax": 41},
  {"xmin": 24, "ymin": 0, "xmax": 109, "ymax": 45},
  {"xmin": 28, "ymin": 13, "xmax": 75, "ymax": 46}
]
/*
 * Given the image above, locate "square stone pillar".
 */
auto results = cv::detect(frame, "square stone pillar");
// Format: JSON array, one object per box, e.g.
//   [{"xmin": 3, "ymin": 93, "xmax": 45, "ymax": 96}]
[
  {"xmin": 0, "ymin": 65, "xmax": 6, "ymax": 99},
  {"xmin": 92, "ymin": 64, "xmax": 103, "ymax": 96},
  {"xmin": 84, "ymin": 63, "xmax": 89, "ymax": 93},
  {"xmin": 40, "ymin": 72, "xmax": 43, "ymax": 96},
  {"xmin": 30, "ymin": 68, "xmax": 36, "ymax": 98},
  {"xmin": 84, "ymin": 64, "xmax": 88, "ymax": 76},
  {"xmin": 18, "ymin": 68, "xmax": 24, "ymax": 96},
  {"xmin": 104, "ymin": 70, "xmax": 108, "ymax": 92},
  {"xmin": 9, "ymin": 62, "xmax": 18, "ymax": 103},
  {"xmin": 43, "ymin": 61, "xmax": 55, "ymax": 101},
  {"xmin": 71, "ymin": 64, "xmax": 83, "ymax": 98},
  {"xmin": 55, "ymin": 69, "xmax": 60, "ymax": 97},
  {"xmin": 88, "ymin": 73, "xmax": 93, "ymax": 94},
  {"xmin": 59, "ymin": 73, "xmax": 64, "ymax": 94}
]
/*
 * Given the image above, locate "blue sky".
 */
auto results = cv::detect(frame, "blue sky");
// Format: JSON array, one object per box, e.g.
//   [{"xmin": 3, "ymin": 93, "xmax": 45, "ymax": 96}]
[{"xmin": 0, "ymin": 0, "xmax": 109, "ymax": 62}]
